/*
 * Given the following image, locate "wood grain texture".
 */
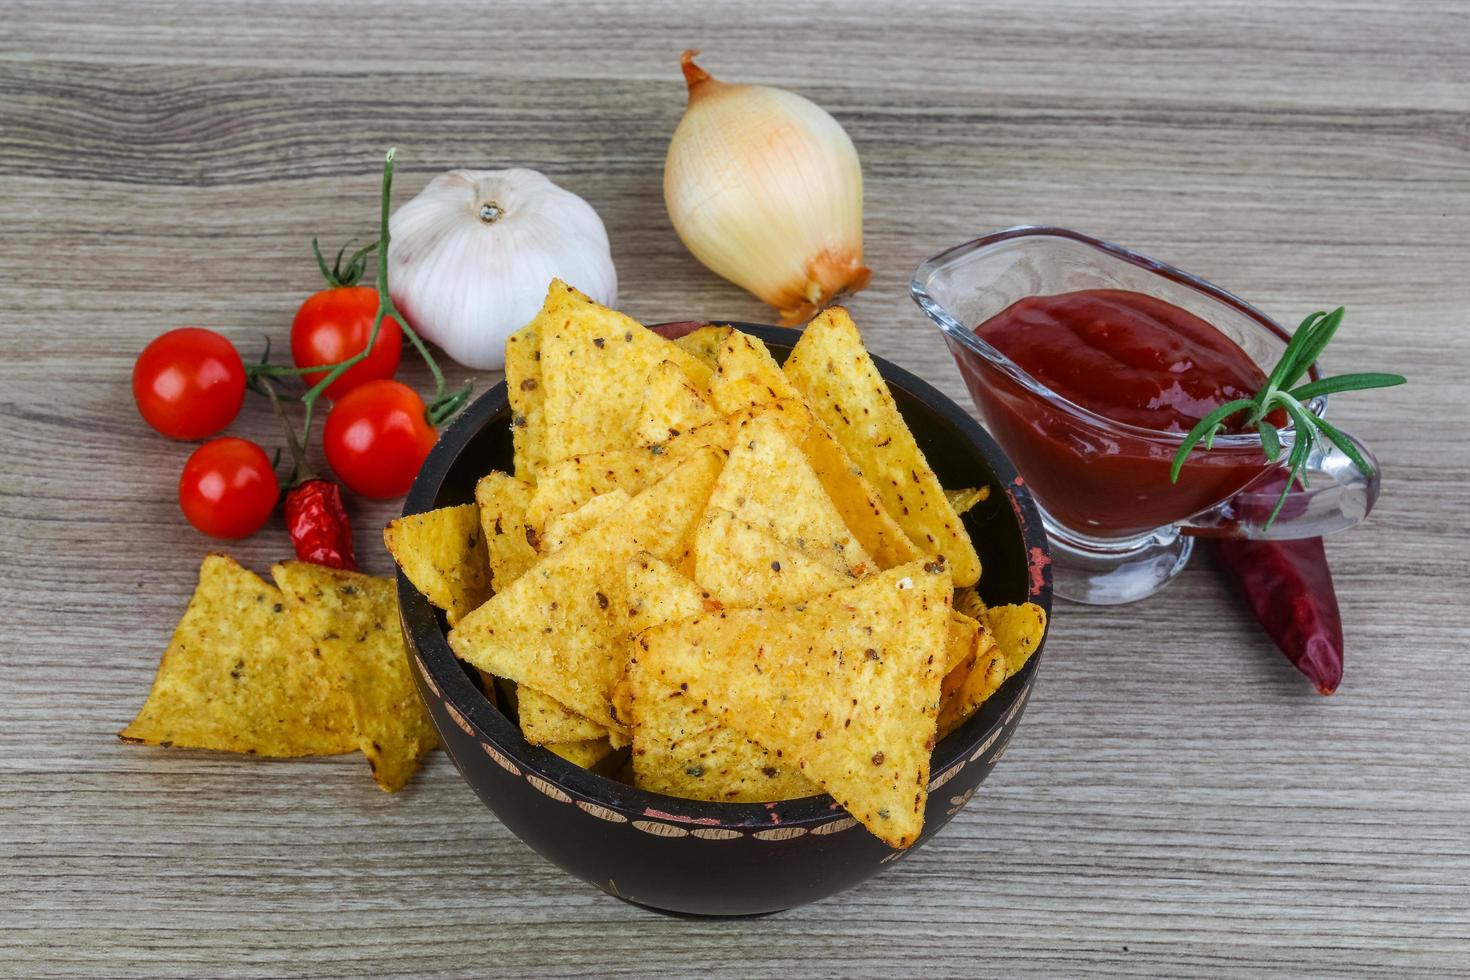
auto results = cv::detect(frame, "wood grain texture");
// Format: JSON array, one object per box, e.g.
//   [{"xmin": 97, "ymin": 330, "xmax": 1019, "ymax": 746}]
[{"xmin": 2, "ymin": 1, "xmax": 1467, "ymax": 976}]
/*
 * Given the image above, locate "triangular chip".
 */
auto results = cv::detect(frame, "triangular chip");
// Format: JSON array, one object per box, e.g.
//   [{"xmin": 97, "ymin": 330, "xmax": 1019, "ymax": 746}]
[
  {"xmin": 541, "ymin": 489, "xmax": 631, "ymax": 555},
  {"xmin": 709, "ymin": 330, "xmax": 920, "ymax": 569},
  {"xmin": 504, "ymin": 285, "xmax": 554, "ymax": 478},
  {"xmin": 537, "ymin": 283, "xmax": 713, "ymax": 460},
  {"xmin": 473, "ymin": 472, "xmax": 539, "ymax": 594},
  {"xmin": 120, "ymin": 555, "xmax": 356, "ymax": 757},
  {"xmin": 272, "ymin": 562, "xmax": 439, "ymax": 792},
  {"xmin": 707, "ymin": 412, "xmax": 872, "ymax": 577},
  {"xmin": 784, "ymin": 307, "xmax": 982, "ymax": 586},
  {"xmin": 633, "ymin": 360, "xmax": 719, "ymax": 445},
  {"xmin": 525, "ymin": 447, "xmax": 684, "ymax": 539},
  {"xmin": 672, "ymin": 325, "xmax": 734, "ymax": 368},
  {"xmin": 448, "ymin": 449, "xmax": 724, "ymax": 728},
  {"xmin": 984, "ymin": 602, "xmax": 1048, "ymax": 676},
  {"xmin": 544, "ymin": 738, "xmax": 615, "ymax": 769},
  {"xmin": 938, "ymin": 626, "xmax": 1005, "ymax": 739},
  {"xmin": 635, "ymin": 561, "xmax": 952, "ymax": 847},
  {"xmin": 516, "ymin": 685, "xmax": 608, "ymax": 745},
  {"xmin": 384, "ymin": 503, "xmax": 491, "ymax": 626},
  {"xmin": 693, "ymin": 507, "xmax": 852, "ymax": 607}
]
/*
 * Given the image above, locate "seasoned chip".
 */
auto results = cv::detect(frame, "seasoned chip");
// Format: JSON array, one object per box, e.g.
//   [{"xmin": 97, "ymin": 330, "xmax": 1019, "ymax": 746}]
[
  {"xmin": 672, "ymin": 325, "xmax": 734, "ymax": 368},
  {"xmin": 710, "ymin": 329, "xmax": 920, "ymax": 569},
  {"xmin": 448, "ymin": 449, "xmax": 724, "ymax": 729},
  {"xmin": 517, "ymin": 686, "xmax": 608, "ymax": 745},
  {"xmin": 526, "ymin": 446, "xmax": 684, "ymax": 538},
  {"xmin": 633, "ymin": 360, "xmax": 719, "ymax": 445},
  {"xmin": 953, "ymin": 586, "xmax": 987, "ymax": 621},
  {"xmin": 937, "ymin": 628, "xmax": 1005, "ymax": 740},
  {"xmin": 946, "ymin": 486, "xmax": 990, "ymax": 515},
  {"xmin": 624, "ymin": 550, "xmax": 719, "ymax": 634},
  {"xmin": 120, "ymin": 555, "xmax": 356, "ymax": 757},
  {"xmin": 544, "ymin": 738, "xmax": 615, "ymax": 769},
  {"xmin": 635, "ymin": 561, "xmax": 952, "ymax": 848},
  {"xmin": 784, "ymin": 307, "xmax": 982, "ymax": 586},
  {"xmin": 707, "ymin": 412, "xmax": 872, "ymax": 578},
  {"xmin": 538, "ymin": 284, "xmax": 713, "ymax": 460},
  {"xmin": 272, "ymin": 562, "xmax": 439, "ymax": 792},
  {"xmin": 985, "ymin": 602, "xmax": 1048, "ymax": 676},
  {"xmin": 384, "ymin": 503, "xmax": 491, "ymax": 625},
  {"xmin": 541, "ymin": 489, "xmax": 631, "ymax": 554},
  {"xmin": 945, "ymin": 611, "xmax": 981, "ymax": 674},
  {"xmin": 504, "ymin": 284, "xmax": 557, "ymax": 479},
  {"xmin": 693, "ymin": 507, "xmax": 851, "ymax": 607},
  {"xmin": 473, "ymin": 472, "xmax": 539, "ymax": 594}
]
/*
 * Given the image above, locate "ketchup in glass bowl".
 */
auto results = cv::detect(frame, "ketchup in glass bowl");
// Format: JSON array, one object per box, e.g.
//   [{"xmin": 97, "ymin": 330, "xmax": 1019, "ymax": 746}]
[{"xmin": 911, "ymin": 227, "xmax": 1384, "ymax": 605}]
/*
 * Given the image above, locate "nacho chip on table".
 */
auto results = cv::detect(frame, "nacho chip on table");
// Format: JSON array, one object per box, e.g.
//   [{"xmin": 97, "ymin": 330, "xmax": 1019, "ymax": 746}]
[
  {"xmin": 633, "ymin": 359, "xmax": 719, "ymax": 446},
  {"xmin": 541, "ymin": 489, "xmax": 631, "ymax": 555},
  {"xmin": 707, "ymin": 411, "xmax": 872, "ymax": 578},
  {"xmin": 672, "ymin": 325, "xmax": 733, "ymax": 368},
  {"xmin": 784, "ymin": 307, "xmax": 982, "ymax": 586},
  {"xmin": 537, "ymin": 282, "xmax": 713, "ymax": 461},
  {"xmin": 984, "ymin": 602, "xmax": 1048, "ymax": 676},
  {"xmin": 634, "ymin": 560, "xmax": 953, "ymax": 848},
  {"xmin": 272, "ymin": 561, "xmax": 439, "ymax": 792},
  {"xmin": 473, "ymin": 472, "xmax": 539, "ymax": 594},
  {"xmin": 448, "ymin": 448, "xmax": 724, "ymax": 730},
  {"xmin": 709, "ymin": 329, "xmax": 921, "ymax": 569},
  {"xmin": 383, "ymin": 503, "xmax": 492, "ymax": 626},
  {"xmin": 120, "ymin": 554, "xmax": 356, "ymax": 758}
]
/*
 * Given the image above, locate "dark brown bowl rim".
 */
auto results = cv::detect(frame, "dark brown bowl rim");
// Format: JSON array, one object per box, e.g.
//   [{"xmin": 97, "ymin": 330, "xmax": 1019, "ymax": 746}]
[{"xmin": 397, "ymin": 322, "xmax": 1052, "ymax": 830}]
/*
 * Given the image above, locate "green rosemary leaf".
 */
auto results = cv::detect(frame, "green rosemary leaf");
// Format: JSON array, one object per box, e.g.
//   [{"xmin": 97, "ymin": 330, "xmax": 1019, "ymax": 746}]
[
  {"xmin": 1262, "ymin": 310, "xmax": 1326, "ymax": 400},
  {"xmin": 1290, "ymin": 372, "xmax": 1407, "ymax": 401},
  {"xmin": 1311, "ymin": 413, "xmax": 1376, "ymax": 477},
  {"xmin": 1283, "ymin": 306, "xmax": 1345, "ymax": 390},
  {"xmin": 1258, "ymin": 420, "xmax": 1282, "ymax": 461},
  {"xmin": 1170, "ymin": 398, "xmax": 1256, "ymax": 483}
]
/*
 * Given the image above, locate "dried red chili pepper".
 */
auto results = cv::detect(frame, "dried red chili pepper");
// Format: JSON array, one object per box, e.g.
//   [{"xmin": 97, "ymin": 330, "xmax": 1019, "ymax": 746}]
[
  {"xmin": 1211, "ymin": 536, "xmax": 1342, "ymax": 695},
  {"xmin": 262, "ymin": 378, "xmax": 357, "ymax": 571}
]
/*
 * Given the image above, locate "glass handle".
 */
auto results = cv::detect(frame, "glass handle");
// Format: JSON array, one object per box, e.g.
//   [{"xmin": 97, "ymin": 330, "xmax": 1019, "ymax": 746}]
[{"xmin": 1179, "ymin": 430, "xmax": 1381, "ymax": 540}]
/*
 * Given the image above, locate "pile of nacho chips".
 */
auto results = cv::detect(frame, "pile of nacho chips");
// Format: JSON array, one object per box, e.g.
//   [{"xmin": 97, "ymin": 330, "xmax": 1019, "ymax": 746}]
[
  {"xmin": 386, "ymin": 281, "xmax": 1046, "ymax": 847},
  {"xmin": 120, "ymin": 554, "xmax": 438, "ymax": 792}
]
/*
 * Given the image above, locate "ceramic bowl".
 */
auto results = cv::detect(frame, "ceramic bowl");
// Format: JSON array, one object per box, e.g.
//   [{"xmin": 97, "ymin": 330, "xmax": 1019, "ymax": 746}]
[{"xmin": 397, "ymin": 324, "xmax": 1052, "ymax": 917}]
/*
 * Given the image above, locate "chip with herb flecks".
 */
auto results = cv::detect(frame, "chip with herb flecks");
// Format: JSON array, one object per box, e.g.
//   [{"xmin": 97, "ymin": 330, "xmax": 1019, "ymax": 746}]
[
  {"xmin": 384, "ymin": 503, "xmax": 491, "ymax": 625},
  {"xmin": 633, "ymin": 359, "xmax": 719, "ymax": 446}
]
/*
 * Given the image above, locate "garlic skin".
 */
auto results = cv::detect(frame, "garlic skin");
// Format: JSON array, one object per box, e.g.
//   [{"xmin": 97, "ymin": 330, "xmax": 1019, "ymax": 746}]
[
  {"xmin": 664, "ymin": 50, "xmax": 870, "ymax": 325},
  {"xmin": 388, "ymin": 169, "xmax": 616, "ymax": 370}
]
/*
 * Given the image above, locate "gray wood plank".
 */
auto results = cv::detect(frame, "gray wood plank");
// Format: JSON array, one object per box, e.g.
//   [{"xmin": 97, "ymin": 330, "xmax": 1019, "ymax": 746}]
[{"xmin": 1, "ymin": 0, "xmax": 1466, "ymax": 976}]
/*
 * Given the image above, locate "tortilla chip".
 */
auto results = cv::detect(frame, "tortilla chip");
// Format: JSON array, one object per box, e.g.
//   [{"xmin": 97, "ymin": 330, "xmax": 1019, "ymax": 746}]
[
  {"xmin": 525, "ymin": 447, "xmax": 683, "ymax": 538},
  {"xmin": 633, "ymin": 359, "xmax": 719, "ymax": 445},
  {"xmin": 504, "ymin": 285, "xmax": 554, "ymax": 479},
  {"xmin": 707, "ymin": 411, "xmax": 872, "ymax": 578},
  {"xmin": 472, "ymin": 472, "xmax": 538, "ymax": 594},
  {"xmin": 673, "ymin": 325, "xmax": 734, "ymax": 368},
  {"xmin": 541, "ymin": 489, "xmax": 631, "ymax": 555},
  {"xmin": 272, "ymin": 562, "xmax": 439, "ymax": 792},
  {"xmin": 448, "ymin": 449, "xmax": 724, "ymax": 728},
  {"xmin": 693, "ymin": 507, "xmax": 852, "ymax": 607},
  {"xmin": 384, "ymin": 503, "xmax": 491, "ymax": 626},
  {"xmin": 937, "ymin": 628, "xmax": 1006, "ymax": 739},
  {"xmin": 784, "ymin": 307, "xmax": 982, "ymax": 586},
  {"xmin": 120, "ymin": 555, "xmax": 356, "ymax": 757},
  {"xmin": 946, "ymin": 486, "xmax": 990, "ymax": 515},
  {"xmin": 545, "ymin": 738, "xmax": 615, "ymax": 769},
  {"xmin": 945, "ymin": 611, "xmax": 981, "ymax": 674},
  {"xmin": 953, "ymin": 586, "xmax": 987, "ymax": 621},
  {"xmin": 517, "ymin": 685, "xmax": 608, "ymax": 745},
  {"xmin": 709, "ymin": 330, "xmax": 920, "ymax": 569},
  {"xmin": 538, "ymin": 283, "xmax": 713, "ymax": 460},
  {"xmin": 985, "ymin": 602, "xmax": 1048, "ymax": 676},
  {"xmin": 634, "ymin": 560, "xmax": 952, "ymax": 848}
]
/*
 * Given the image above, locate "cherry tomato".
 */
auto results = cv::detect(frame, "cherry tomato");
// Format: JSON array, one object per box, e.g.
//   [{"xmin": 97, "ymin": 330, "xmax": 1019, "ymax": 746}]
[
  {"xmin": 178, "ymin": 437, "xmax": 280, "ymax": 539},
  {"xmin": 323, "ymin": 380, "xmax": 437, "ymax": 499},
  {"xmin": 291, "ymin": 286, "xmax": 403, "ymax": 400},
  {"xmin": 132, "ymin": 328, "xmax": 246, "ymax": 440}
]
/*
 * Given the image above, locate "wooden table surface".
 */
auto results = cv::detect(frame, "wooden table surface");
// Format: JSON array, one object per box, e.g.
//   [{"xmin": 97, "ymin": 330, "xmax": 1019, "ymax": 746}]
[{"xmin": 3, "ymin": 1, "xmax": 1467, "ymax": 976}]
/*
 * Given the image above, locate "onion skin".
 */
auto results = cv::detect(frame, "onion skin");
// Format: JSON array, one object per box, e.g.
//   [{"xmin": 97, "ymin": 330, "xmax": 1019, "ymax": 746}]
[{"xmin": 664, "ymin": 50, "xmax": 870, "ymax": 325}]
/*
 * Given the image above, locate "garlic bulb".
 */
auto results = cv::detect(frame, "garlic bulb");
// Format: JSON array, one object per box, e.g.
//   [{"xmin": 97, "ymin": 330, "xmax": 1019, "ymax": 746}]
[
  {"xmin": 664, "ymin": 50, "xmax": 870, "ymax": 325},
  {"xmin": 388, "ymin": 168, "xmax": 617, "ymax": 370}
]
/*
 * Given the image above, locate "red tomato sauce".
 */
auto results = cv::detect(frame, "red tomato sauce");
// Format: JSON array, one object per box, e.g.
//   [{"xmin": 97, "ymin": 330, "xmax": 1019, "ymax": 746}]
[{"xmin": 960, "ymin": 289, "xmax": 1275, "ymax": 537}]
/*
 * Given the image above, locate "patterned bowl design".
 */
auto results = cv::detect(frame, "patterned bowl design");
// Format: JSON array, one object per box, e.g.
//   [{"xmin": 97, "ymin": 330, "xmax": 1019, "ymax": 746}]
[{"xmin": 398, "ymin": 324, "xmax": 1052, "ymax": 917}]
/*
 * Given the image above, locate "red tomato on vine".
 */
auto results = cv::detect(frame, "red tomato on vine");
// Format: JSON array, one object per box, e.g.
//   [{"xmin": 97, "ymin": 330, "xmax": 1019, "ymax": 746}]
[
  {"xmin": 178, "ymin": 437, "xmax": 280, "ymax": 539},
  {"xmin": 323, "ymin": 379, "xmax": 437, "ymax": 499},
  {"xmin": 132, "ymin": 327, "xmax": 246, "ymax": 440},
  {"xmin": 290, "ymin": 240, "xmax": 403, "ymax": 399}
]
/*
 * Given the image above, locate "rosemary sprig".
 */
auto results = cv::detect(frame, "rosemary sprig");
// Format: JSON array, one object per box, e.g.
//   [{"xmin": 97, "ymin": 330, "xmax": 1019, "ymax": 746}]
[{"xmin": 1169, "ymin": 307, "xmax": 1405, "ymax": 528}]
